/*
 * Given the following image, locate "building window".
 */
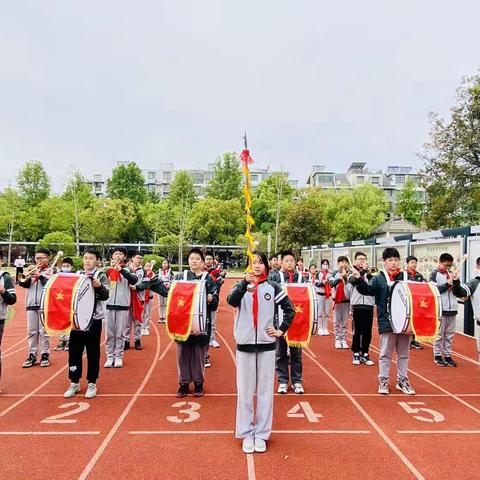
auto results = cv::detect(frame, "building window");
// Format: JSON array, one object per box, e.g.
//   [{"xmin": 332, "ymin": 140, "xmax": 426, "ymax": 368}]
[
  {"xmin": 251, "ymin": 174, "xmax": 258, "ymax": 182},
  {"xmin": 164, "ymin": 172, "xmax": 171, "ymax": 182},
  {"xmin": 396, "ymin": 175, "xmax": 405, "ymax": 184},
  {"xmin": 148, "ymin": 172, "xmax": 155, "ymax": 180},
  {"xmin": 371, "ymin": 177, "xmax": 380, "ymax": 185},
  {"xmin": 357, "ymin": 176, "xmax": 364, "ymax": 183},
  {"xmin": 316, "ymin": 174, "xmax": 333, "ymax": 183}
]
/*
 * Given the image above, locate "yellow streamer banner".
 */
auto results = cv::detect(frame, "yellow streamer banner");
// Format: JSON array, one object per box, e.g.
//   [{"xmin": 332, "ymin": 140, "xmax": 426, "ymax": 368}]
[{"xmin": 240, "ymin": 147, "xmax": 255, "ymax": 271}]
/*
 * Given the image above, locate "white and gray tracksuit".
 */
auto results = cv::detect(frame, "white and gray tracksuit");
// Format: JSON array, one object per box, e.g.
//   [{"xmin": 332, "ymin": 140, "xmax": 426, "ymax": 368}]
[
  {"xmin": 329, "ymin": 272, "xmax": 352, "ymax": 342},
  {"xmin": 227, "ymin": 278, "xmax": 294, "ymax": 441},
  {"xmin": 157, "ymin": 269, "xmax": 174, "ymax": 321},
  {"xmin": 142, "ymin": 281, "xmax": 154, "ymax": 330},
  {"xmin": 0, "ymin": 271, "xmax": 17, "ymax": 380},
  {"xmin": 124, "ymin": 266, "xmax": 145, "ymax": 343},
  {"xmin": 430, "ymin": 269, "xmax": 458, "ymax": 358},
  {"xmin": 315, "ymin": 271, "xmax": 332, "ymax": 331},
  {"xmin": 453, "ymin": 276, "xmax": 480, "ymax": 353},
  {"xmin": 19, "ymin": 270, "xmax": 50, "ymax": 356},
  {"xmin": 105, "ymin": 267, "xmax": 138, "ymax": 361}
]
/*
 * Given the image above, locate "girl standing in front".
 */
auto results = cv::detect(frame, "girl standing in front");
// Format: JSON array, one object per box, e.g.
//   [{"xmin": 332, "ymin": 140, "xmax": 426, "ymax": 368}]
[{"xmin": 227, "ymin": 252, "xmax": 295, "ymax": 454}]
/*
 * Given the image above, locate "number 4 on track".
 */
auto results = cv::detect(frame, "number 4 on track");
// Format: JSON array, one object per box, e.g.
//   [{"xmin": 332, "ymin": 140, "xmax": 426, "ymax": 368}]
[{"xmin": 287, "ymin": 402, "xmax": 323, "ymax": 423}]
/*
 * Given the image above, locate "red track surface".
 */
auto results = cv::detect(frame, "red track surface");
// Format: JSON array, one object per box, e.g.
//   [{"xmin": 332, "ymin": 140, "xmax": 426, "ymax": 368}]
[{"xmin": 1, "ymin": 279, "xmax": 480, "ymax": 479}]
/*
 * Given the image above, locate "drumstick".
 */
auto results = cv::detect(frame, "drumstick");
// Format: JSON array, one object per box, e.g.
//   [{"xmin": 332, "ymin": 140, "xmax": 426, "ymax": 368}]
[{"xmin": 454, "ymin": 254, "xmax": 469, "ymax": 276}]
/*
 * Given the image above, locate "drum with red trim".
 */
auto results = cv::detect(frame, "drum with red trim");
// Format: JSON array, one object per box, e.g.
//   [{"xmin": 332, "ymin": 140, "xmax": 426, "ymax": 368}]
[
  {"xmin": 389, "ymin": 281, "xmax": 441, "ymax": 340},
  {"xmin": 40, "ymin": 273, "xmax": 95, "ymax": 334}
]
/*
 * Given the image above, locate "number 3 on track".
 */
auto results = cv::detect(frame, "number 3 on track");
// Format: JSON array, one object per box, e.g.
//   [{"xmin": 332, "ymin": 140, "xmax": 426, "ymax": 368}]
[
  {"xmin": 167, "ymin": 402, "xmax": 201, "ymax": 424},
  {"xmin": 397, "ymin": 401, "xmax": 445, "ymax": 423}
]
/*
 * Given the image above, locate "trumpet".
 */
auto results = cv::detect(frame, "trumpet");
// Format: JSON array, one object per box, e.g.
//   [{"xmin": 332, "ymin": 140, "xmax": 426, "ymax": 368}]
[{"xmin": 18, "ymin": 264, "xmax": 39, "ymax": 282}]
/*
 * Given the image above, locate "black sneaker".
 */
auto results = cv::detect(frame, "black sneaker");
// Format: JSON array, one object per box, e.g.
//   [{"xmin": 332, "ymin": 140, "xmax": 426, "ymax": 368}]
[
  {"xmin": 193, "ymin": 382, "xmax": 204, "ymax": 397},
  {"xmin": 410, "ymin": 341, "xmax": 423, "ymax": 350},
  {"xmin": 134, "ymin": 339, "xmax": 142, "ymax": 350},
  {"xmin": 40, "ymin": 353, "xmax": 50, "ymax": 367},
  {"xmin": 22, "ymin": 353, "xmax": 37, "ymax": 368},
  {"xmin": 54, "ymin": 340, "xmax": 67, "ymax": 351},
  {"xmin": 444, "ymin": 357, "xmax": 457, "ymax": 367},
  {"xmin": 434, "ymin": 355, "xmax": 448, "ymax": 367},
  {"xmin": 124, "ymin": 341, "xmax": 130, "ymax": 350},
  {"xmin": 176, "ymin": 383, "xmax": 189, "ymax": 398},
  {"xmin": 205, "ymin": 355, "xmax": 211, "ymax": 368}
]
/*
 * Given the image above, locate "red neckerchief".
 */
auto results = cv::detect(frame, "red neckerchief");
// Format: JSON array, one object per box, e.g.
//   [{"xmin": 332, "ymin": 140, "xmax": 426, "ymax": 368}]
[
  {"xmin": 285, "ymin": 270, "xmax": 295, "ymax": 283},
  {"xmin": 335, "ymin": 278, "xmax": 345, "ymax": 303},
  {"xmin": 144, "ymin": 270, "xmax": 154, "ymax": 304},
  {"xmin": 387, "ymin": 269, "xmax": 401, "ymax": 282},
  {"xmin": 309, "ymin": 272, "xmax": 316, "ymax": 284},
  {"xmin": 321, "ymin": 270, "xmax": 332, "ymax": 298},
  {"xmin": 438, "ymin": 265, "xmax": 450, "ymax": 278},
  {"xmin": 252, "ymin": 272, "xmax": 268, "ymax": 329},
  {"xmin": 407, "ymin": 268, "xmax": 416, "ymax": 278},
  {"xmin": 33, "ymin": 265, "xmax": 48, "ymax": 283}
]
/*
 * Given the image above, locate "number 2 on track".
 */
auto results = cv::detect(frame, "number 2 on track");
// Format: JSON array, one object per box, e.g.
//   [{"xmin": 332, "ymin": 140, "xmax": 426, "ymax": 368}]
[
  {"xmin": 397, "ymin": 401, "xmax": 445, "ymax": 423},
  {"xmin": 41, "ymin": 402, "xmax": 90, "ymax": 424}
]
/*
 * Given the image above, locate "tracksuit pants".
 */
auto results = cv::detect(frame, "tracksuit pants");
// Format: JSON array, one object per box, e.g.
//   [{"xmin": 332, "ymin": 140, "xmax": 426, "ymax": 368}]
[
  {"xmin": 236, "ymin": 349, "xmax": 276, "ymax": 440},
  {"xmin": 105, "ymin": 309, "xmax": 129, "ymax": 360},
  {"xmin": 276, "ymin": 336, "xmax": 302, "ymax": 384},
  {"xmin": 378, "ymin": 332, "xmax": 411, "ymax": 382},
  {"xmin": 27, "ymin": 310, "xmax": 50, "ymax": 356},
  {"xmin": 351, "ymin": 307, "xmax": 374, "ymax": 354},
  {"xmin": 177, "ymin": 340, "xmax": 208, "ymax": 384},
  {"xmin": 334, "ymin": 302, "xmax": 350, "ymax": 342},
  {"xmin": 433, "ymin": 315, "xmax": 457, "ymax": 357},
  {"xmin": 68, "ymin": 320, "xmax": 102, "ymax": 384}
]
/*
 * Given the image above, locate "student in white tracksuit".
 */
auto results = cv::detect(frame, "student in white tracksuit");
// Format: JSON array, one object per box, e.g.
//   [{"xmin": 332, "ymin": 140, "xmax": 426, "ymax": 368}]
[
  {"xmin": 157, "ymin": 260, "xmax": 174, "ymax": 323},
  {"xmin": 227, "ymin": 252, "xmax": 295, "ymax": 454},
  {"xmin": 316, "ymin": 260, "xmax": 332, "ymax": 336}
]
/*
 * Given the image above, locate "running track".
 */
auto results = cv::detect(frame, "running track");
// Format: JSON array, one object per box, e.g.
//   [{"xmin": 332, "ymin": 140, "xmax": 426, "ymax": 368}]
[{"xmin": 1, "ymin": 279, "xmax": 479, "ymax": 479}]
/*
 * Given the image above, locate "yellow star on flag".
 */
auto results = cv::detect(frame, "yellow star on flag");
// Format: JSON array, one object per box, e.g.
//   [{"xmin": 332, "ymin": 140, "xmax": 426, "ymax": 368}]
[
  {"xmin": 294, "ymin": 304, "xmax": 303, "ymax": 314},
  {"xmin": 56, "ymin": 290, "xmax": 64, "ymax": 301},
  {"xmin": 177, "ymin": 297, "xmax": 186, "ymax": 307}
]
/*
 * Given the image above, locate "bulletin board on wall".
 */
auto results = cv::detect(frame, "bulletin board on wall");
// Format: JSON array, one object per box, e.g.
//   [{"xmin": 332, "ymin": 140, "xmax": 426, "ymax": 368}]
[
  {"xmin": 410, "ymin": 239, "xmax": 463, "ymax": 280},
  {"xmin": 466, "ymin": 236, "xmax": 480, "ymax": 280}
]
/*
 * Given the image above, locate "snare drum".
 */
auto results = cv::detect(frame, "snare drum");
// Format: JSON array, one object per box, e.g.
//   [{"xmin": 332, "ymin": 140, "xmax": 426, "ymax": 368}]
[
  {"xmin": 40, "ymin": 273, "xmax": 96, "ymax": 334},
  {"xmin": 389, "ymin": 281, "xmax": 441, "ymax": 340}
]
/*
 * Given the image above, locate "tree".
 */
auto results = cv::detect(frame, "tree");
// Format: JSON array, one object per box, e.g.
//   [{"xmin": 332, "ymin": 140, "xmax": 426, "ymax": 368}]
[
  {"xmin": 138, "ymin": 200, "xmax": 175, "ymax": 244},
  {"xmin": 106, "ymin": 162, "xmax": 148, "ymax": 204},
  {"xmin": 323, "ymin": 184, "xmax": 389, "ymax": 242},
  {"xmin": 38, "ymin": 232, "xmax": 76, "ymax": 256},
  {"xmin": 423, "ymin": 74, "xmax": 480, "ymax": 227},
  {"xmin": 251, "ymin": 174, "xmax": 294, "ymax": 250},
  {"xmin": 79, "ymin": 198, "xmax": 136, "ymax": 255},
  {"xmin": 16, "ymin": 160, "xmax": 51, "ymax": 207},
  {"xmin": 167, "ymin": 171, "xmax": 197, "ymax": 270},
  {"xmin": 186, "ymin": 198, "xmax": 245, "ymax": 245},
  {"xmin": 278, "ymin": 188, "xmax": 330, "ymax": 251},
  {"xmin": 395, "ymin": 177, "xmax": 424, "ymax": 226},
  {"xmin": 0, "ymin": 188, "xmax": 26, "ymax": 265},
  {"xmin": 206, "ymin": 152, "xmax": 242, "ymax": 200},
  {"xmin": 63, "ymin": 171, "xmax": 94, "ymax": 255}
]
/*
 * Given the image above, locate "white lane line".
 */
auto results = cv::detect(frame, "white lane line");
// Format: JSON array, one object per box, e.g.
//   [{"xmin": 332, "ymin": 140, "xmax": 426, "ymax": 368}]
[
  {"xmin": 0, "ymin": 431, "xmax": 100, "ymax": 435},
  {"xmin": 129, "ymin": 430, "xmax": 234, "ymax": 435},
  {"xmin": 216, "ymin": 330, "xmax": 237, "ymax": 366},
  {"xmin": 78, "ymin": 325, "xmax": 171, "ymax": 480},
  {"xmin": 398, "ymin": 430, "xmax": 480, "ymax": 434},
  {"xmin": 2, "ymin": 345, "xmax": 27, "ymax": 359},
  {"xmin": 272, "ymin": 430, "xmax": 371, "ymax": 434},
  {"xmin": 2, "ymin": 336, "xmax": 28, "ymax": 354},
  {"xmin": 246, "ymin": 453, "xmax": 256, "ymax": 480},
  {"xmin": 303, "ymin": 350, "xmax": 425, "ymax": 480}
]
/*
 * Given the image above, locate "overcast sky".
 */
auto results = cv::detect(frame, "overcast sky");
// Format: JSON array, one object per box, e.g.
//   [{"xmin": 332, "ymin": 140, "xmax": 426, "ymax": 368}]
[{"xmin": 0, "ymin": 1, "xmax": 478, "ymax": 191}]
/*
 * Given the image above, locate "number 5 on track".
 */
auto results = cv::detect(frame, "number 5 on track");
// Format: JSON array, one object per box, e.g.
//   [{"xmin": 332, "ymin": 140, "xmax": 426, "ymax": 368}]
[{"xmin": 397, "ymin": 401, "xmax": 445, "ymax": 423}]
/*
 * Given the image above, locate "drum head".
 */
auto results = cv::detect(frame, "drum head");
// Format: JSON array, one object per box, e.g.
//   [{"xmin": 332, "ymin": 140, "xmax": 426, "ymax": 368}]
[
  {"xmin": 390, "ymin": 283, "xmax": 410, "ymax": 334},
  {"xmin": 74, "ymin": 276, "xmax": 95, "ymax": 330}
]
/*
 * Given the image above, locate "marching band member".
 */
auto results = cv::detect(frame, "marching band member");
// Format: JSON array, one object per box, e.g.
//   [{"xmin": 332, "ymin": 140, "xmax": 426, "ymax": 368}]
[
  {"xmin": 150, "ymin": 248, "xmax": 218, "ymax": 398},
  {"xmin": 124, "ymin": 251, "xmax": 145, "ymax": 351},
  {"xmin": 18, "ymin": 247, "xmax": 52, "ymax": 368},
  {"xmin": 430, "ymin": 253, "xmax": 458, "ymax": 367},
  {"xmin": 205, "ymin": 252, "xmax": 223, "ymax": 351},
  {"xmin": 0, "ymin": 252, "xmax": 17, "ymax": 392},
  {"xmin": 228, "ymin": 251, "xmax": 294, "ymax": 454},
  {"xmin": 270, "ymin": 251, "xmax": 306, "ymax": 395},
  {"xmin": 349, "ymin": 252, "xmax": 375, "ymax": 366},
  {"xmin": 452, "ymin": 257, "xmax": 480, "ymax": 366},
  {"xmin": 157, "ymin": 259, "xmax": 173, "ymax": 323},
  {"xmin": 104, "ymin": 247, "xmax": 138, "ymax": 368},
  {"xmin": 54, "ymin": 257, "xmax": 75, "ymax": 352},
  {"xmin": 141, "ymin": 261, "xmax": 155, "ymax": 336},
  {"xmin": 316, "ymin": 259, "xmax": 332, "ymax": 336},
  {"xmin": 351, "ymin": 247, "xmax": 416, "ymax": 395},
  {"xmin": 64, "ymin": 248, "xmax": 109, "ymax": 399},
  {"xmin": 329, "ymin": 256, "xmax": 352, "ymax": 349},
  {"xmin": 406, "ymin": 255, "xmax": 425, "ymax": 350}
]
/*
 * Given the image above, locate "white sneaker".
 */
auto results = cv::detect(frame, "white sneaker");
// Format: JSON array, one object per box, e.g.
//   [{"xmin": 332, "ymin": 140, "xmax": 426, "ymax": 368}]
[
  {"xmin": 277, "ymin": 383, "xmax": 288, "ymax": 394},
  {"xmin": 352, "ymin": 353, "xmax": 361, "ymax": 365},
  {"xmin": 85, "ymin": 383, "xmax": 97, "ymax": 399},
  {"xmin": 104, "ymin": 358, "xmax": 114, "ymax": 368},
  {"xmin": 293, "ymin": 383, "xmax": 304, "ymax": 394},
  {"xmin": 341, "ymin": 340, "xmax": 349, "ymax": 349},
  {"xmin": 335, "ymin": 340, "xmax": 342, "ymax": 349},
  {"xmin": 64, "ymin": 382, "xmax": 80, "ymax": 398},
  {"xmin": 254, "ymin": 438, "xmax": 267, "ymax": 453},
  {"xmin": 378, "ymin": 379, "xmax": 389, "ymax": 395},
  {"xmin": 141, "ymin": 328, "xmax": 146, "ymax": 336},
  {"xmin": 242, "ymin": 437, "xmax": 255, "ymax": 454},
  {"xmin": 114, "ymin": 358, "xmax": 123, "ymax": 368},
  {"xmin": 209, "ymin": 340, "xmax": 220, "ymax": 348},
  {"xmin": 144, "ymin": 328, "xmax": 150, "ymax": 336},
  {"xmin": 322, "ymin": 328, "xmax": 330, "ymax": 336}
]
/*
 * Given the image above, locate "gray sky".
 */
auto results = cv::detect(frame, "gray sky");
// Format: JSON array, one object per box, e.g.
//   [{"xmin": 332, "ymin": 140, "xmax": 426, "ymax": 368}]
[{"xmin": 0, "ymin": 0, "xmax": 479, "ymax": 191}]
